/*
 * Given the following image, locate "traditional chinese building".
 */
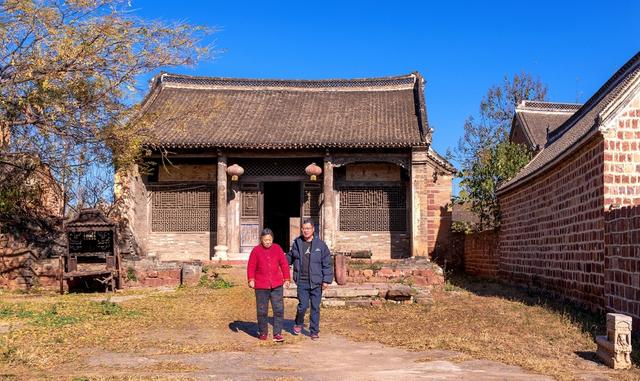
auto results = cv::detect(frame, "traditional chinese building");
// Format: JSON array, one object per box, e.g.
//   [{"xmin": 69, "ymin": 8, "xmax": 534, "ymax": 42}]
[
  {"xmin": 510, "ymin": 100, "xmax": 582, "ymax": 152},
  {"xmin": 119, "ymin": 72, "xmax": 455, "ymax": 261}
]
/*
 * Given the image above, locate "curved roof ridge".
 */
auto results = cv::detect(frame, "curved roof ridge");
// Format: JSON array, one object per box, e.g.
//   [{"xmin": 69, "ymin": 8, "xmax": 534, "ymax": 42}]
[
  {"xmin": 518, "ymin": 100, "xmax": 583, "ymax": 112},
  {"xmin": 155, "ymin": 72, "xmax": 418, "ymax": 91}
]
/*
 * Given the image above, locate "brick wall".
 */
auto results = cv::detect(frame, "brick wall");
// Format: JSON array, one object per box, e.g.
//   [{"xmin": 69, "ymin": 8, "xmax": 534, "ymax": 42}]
[
  {"xmin": 602, "ymin": 92, "xmax": 640, "ymax": 328},
  {"xmin": 499, "ymin": 136, "xmax": 605, "ymax": 310},
  {"xmin": 604, "ymin": 205, "xmax": 640, "ymax": 329},
  {"xmin": 411, "ymin": 148, "xmax": 453, "ymax": 258},
  {"xmin": 335, "ymin": 232, "xmax": 410, "ymax": 260},
  {"xmin": 147, "ymin": 232, "xmax": 215, "ymax": 261},
  {"xmin": 464, "ymin": 230, "xmax": 499, "ymax": 278}
]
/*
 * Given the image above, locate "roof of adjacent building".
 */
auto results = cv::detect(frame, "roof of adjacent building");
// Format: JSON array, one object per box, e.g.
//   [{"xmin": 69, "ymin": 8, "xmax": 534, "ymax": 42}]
[
  {"xmin": 499, "ymin": 51, "xmax": 640, "ymax": 194},
  {"xmin": 511, "ymin": 100, "xmax": 582, "ymax": 149},
  {"xmin": 140, "ymin": 72, "xmax": 432, "ymax": 150}
]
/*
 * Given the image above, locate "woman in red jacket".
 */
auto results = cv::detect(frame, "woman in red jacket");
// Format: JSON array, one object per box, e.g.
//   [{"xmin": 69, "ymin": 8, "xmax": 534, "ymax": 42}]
[{"xmin": 247, "ymin": 228, "xmax": 291, "ymax": 342}]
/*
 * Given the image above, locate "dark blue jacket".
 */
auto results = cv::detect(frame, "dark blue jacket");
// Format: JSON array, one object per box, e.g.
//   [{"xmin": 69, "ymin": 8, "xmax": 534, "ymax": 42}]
[{"xmin": 287, "ymin": 236, "xmax": 333, "ymax": 287}]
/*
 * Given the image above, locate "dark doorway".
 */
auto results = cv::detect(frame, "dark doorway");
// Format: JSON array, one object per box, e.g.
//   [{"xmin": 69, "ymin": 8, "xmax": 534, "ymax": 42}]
[{"xmin": 263, "ymin": 182, "xmax": 301, "ymax": 251}]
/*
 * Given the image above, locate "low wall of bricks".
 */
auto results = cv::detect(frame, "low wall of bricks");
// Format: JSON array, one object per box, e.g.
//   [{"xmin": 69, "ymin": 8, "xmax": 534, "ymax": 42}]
[
  {"xmin": 463, "ymin": 230, "xmax": 499, "ymax": 278},
  {"xmin": 604, "ymin": 205, "xmax": 640, "ymax": 330},
  {"xmin": 345, "ymin": 258, "xmax": 444, "ymax": 288}
]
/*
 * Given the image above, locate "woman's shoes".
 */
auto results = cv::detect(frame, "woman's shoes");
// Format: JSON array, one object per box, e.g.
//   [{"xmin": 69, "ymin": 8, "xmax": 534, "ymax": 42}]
[
  {"xmin": 273, "ymin": 334, "xmax": 285, "ymax": 342},
  {"xmin": 292, "ymin": 325, "xmax": 302, "ymax": 335},
  {"xmin": 258, "ymin": 334, "xmax": 268, "ymax": 341}
]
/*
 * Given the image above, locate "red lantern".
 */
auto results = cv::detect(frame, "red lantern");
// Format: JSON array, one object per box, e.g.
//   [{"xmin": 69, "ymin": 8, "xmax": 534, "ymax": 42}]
[
  {"xmin": 226, "ymin": 164, "xmax": 244, "ymax": 181},
  {"xmin": 305, "ymin": 162, "xmax": 322, "ymax": 181}
]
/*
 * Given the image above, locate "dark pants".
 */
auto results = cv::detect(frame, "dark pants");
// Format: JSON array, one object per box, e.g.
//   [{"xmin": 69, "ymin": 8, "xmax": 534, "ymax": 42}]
[
  {"xmin": 255, "ymin": 286, "xmax": 284, "ymax": 336},
  {"xmin": 295, "ymin": 282, "xmax": 322, "ymax": 335}
]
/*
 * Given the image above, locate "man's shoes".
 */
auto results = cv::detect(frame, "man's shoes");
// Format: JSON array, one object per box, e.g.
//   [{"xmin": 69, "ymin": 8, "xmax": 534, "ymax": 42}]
[
  {"xmin": 273, "ymin": 334, "xmax": 285, "ymax": 342},
  {"xmin": 292, "ymin": 325, "xmax": 302, "ymax": 335},
  {"xmin": 310, "ymin": 333, "xmax": 319, "ymax": 340},
  {"xmin": 258, "ymin": 334, "xmax": 268, "ymax": 341}
]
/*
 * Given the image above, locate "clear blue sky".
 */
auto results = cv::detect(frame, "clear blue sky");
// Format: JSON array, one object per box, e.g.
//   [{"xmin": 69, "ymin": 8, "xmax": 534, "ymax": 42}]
[{"xmin": 132, "ymin": 0, "xmax": 638, "ymax": 190}]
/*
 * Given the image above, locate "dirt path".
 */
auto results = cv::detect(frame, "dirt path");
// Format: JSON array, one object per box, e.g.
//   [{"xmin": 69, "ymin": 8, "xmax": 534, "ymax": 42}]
[{"xmin": 80, "ymin": 329, "xmax": 558, "ymax": 381}]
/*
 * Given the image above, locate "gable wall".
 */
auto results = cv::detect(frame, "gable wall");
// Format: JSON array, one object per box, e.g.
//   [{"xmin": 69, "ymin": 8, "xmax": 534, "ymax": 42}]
[{"xmin": 602, "ymin": 91, "xmax": 640, "ymax": 328}]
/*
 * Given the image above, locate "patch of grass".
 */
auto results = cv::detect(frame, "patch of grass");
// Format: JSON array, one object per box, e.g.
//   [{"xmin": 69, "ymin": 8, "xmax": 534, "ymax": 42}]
[
  {"xmin": 126, "ymin": 267, "xmax": 138, "ymax": 282},
  {"xmin": 198, "ymin": 275, "xmax": 233, "ymax": 289},
  {"xmin": 348, "ymin": 260, "xmax": 384, "ymax": 271}
]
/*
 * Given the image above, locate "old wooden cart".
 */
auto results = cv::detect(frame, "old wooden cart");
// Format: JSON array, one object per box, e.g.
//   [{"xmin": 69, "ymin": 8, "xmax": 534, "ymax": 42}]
[{"xmin": 60, "ymin": 209, "xmax": 122, "ymax": 293}]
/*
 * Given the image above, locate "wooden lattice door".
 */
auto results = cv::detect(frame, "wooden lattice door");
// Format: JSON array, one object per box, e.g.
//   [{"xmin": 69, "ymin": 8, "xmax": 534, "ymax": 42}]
[
  {"xmin": 302, "ymin": 182, "xmax": 322, "ymax": 237},
  {"xmin": 240, "ymin": 183, "xmax": 262, "ymax": 254}
]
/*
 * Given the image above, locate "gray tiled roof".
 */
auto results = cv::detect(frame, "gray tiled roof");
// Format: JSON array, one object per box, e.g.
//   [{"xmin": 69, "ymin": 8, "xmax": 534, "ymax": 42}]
[
  {"xmin": 499, "ymin": 52, "xmax": 640, "ymax": 194},
  {"xmin": 141, "ymin": 73, "xmax": 430, "ymax": 149},
  {"xmin": 512, "ymin": 101, "xmax": 581, "ymax": 149}
]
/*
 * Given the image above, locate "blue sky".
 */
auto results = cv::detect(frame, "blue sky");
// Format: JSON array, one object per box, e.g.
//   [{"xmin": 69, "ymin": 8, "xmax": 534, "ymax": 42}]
[{"xmin": 131, "ymin": 0, "xmax": 638, "ymax": 191}]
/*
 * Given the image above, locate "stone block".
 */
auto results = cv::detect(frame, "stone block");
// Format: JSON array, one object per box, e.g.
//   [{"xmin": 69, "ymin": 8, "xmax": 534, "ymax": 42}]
[
  {"xmin": 322, "ymin": 299, "xmax": 346, "ymax": 307},
  {"xmin": 596, "ymin": 313, "xmax": 632, "ymax": 369}
]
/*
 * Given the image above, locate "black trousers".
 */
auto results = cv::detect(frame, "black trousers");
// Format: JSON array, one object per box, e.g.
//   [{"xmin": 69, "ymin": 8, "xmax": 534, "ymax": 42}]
[{"xmin": 255, "ymin": 286, "xmax": 284, "ymax": 336}]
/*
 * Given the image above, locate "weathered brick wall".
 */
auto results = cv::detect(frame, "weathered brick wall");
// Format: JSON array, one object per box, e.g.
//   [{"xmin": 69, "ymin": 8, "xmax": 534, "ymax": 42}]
[
  {"xmin": 603, "ymin": 93, "xmax": 640, "ymax": 207},
  {"xmin": 464, "ymin": 230, "xmax": 499, "ymax": 278},
  {"xmin": 499, "ymin": 136, "xmax": 605, "ymax": 310},
  {"xmin": 604, "ymin": 206, "xmax": 640, "ymax": 330},
  {"xmin": 335, "ymin": 232, "xmax": 410, "ymax": 260},
  {"xmin": 602, "ymin": 92, "xmax": 640, "ymax": 329},
  {"xmin": 147, "ymin": 232, "xmax": 215, "ymax": 261},
  {"xmin": 410, "ymin": 148, "xmax": 453, "ymax": 258},
  {"xmin": 425, "ymin": 166, "xmax": 453, "ymax": 258},
  {"xmin": 0, "ymin": 234, "xmax": 60, "ymax": 290}
]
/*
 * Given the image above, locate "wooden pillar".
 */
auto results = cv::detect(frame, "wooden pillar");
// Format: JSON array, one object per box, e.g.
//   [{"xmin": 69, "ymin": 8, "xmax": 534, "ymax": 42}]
[
  {"xmin": 215, "ymin": 155, "xmax": 228, "ymax": 259},
  {"xmin": 322, "ymin": 155, "xmax": 336, "ymax": 249}
]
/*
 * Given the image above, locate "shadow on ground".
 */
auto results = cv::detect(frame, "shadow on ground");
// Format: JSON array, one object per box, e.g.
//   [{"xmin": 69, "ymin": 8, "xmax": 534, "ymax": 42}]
[
  {"xmin": 447, "ymin": 274, "xmax": 640, "ymax": 367},
  {"xmin": 228, "ymin": 319, "xmax": 301, "ymax": 338}
]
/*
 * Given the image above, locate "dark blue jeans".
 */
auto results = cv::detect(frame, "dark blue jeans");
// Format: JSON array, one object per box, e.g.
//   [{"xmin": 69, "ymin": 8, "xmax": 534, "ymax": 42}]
[
  {"xmin": 255, "ymin": 286, "xmax": 284, "ymax": 336},
  {"xmin": 295, "ymin": 282, "xmax": 322, "ymax": 335}
]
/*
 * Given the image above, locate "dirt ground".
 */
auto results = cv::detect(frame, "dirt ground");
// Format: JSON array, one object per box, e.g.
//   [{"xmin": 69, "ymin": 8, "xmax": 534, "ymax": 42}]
[{"xmin": 0, "ymin": 266, "xmax": 634, "ymax": 381}]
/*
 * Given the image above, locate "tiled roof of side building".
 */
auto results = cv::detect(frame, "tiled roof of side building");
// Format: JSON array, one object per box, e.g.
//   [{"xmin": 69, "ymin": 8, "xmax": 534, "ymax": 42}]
[
  {"xmin": 499, "ymin": 51, "xmax": 640, "ymax": 194},
  {"xmin": 140, "ymin": 72, "xmax": 432, "ymax": 150},
  {"xmin": 512, "ymin": 101, "xmax": 582, "ymax": 149}
]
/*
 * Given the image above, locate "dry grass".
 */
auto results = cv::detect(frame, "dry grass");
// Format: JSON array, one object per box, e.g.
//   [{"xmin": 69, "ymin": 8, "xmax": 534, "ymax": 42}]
[
  {"xmin": 0, "ymin": 268, "xmax": 638, "ymax": 381},
  {"xmin": 323, "ymin": 275, "xmax": 640, "ymax": 381}
]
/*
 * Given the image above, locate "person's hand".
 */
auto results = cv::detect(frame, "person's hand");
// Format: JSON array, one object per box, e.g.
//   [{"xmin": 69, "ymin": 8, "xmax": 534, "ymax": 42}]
[
  {"xmin": 284, "ymin": 280, "xmax": 290, "ymax": 288},
  {"xmin": 248, "ymin": 280, "xmax": 255, "ymax": 289},
  {"xmin": 322, "ymin": 282, "xmax": 329, "ymax": 290}
]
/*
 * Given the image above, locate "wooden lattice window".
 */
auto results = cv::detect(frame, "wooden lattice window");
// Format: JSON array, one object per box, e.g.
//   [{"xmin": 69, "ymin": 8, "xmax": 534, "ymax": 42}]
[
  {"xmin": 234, "ymin": 158, "xmax": 322, "ymax": 178},
  {"xmin": 339, "ymin": 185, "xmax": 406, "ymax": 231},
  {"xmin": 149, "ymin": 183, "xmax": 216, "ymax": 232},
  {"xmin": 303, "ymin": 182, "xmax": 321, "ymax": 220}
]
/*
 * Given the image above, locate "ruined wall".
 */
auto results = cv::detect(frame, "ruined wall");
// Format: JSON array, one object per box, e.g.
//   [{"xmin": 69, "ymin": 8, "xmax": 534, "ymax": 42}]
[{"xmin": 499, "ymin": 136, "xmax": 605, "ymax": 310}]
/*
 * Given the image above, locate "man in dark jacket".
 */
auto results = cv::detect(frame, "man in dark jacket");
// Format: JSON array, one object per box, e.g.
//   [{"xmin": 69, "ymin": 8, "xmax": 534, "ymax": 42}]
[{"xmin": 287, "ymin": 219, "xmax": 333, "ymax": 340}]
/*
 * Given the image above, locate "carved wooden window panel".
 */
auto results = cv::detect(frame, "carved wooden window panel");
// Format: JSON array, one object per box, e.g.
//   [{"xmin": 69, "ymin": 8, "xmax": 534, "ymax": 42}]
[
  {"xmin": 303, "ymin": 182, "xmax": 321, "ymax": 219},
  {"xmin": 149, "ymin": 183, "xmax": 216, "ymax": 232},
  {"xmin": 339, "ymin": 185, "xmax": 406, "ymax": 231}
]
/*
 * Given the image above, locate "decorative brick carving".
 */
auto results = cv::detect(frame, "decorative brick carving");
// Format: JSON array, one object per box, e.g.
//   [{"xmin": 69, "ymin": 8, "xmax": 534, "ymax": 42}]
[{"xmin": 596, "ymin": 313, "xmax": 633, "ymax": 369}]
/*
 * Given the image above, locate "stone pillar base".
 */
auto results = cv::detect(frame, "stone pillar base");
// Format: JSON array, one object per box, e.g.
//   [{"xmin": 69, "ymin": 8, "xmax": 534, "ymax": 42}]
[
  {"xmin": 596, "ymin": 313, "xmax": 632, "ymax": 369},
  {"xmin": 213, "ymin": 245, "xmax": 228, "ymax": 260}
]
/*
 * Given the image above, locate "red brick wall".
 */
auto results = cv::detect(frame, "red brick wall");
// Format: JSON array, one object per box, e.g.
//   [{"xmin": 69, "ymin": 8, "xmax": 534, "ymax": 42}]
[
  {"xmin": 464, "ymin": 230, "xmax": 499, "ymax": 278},
  {"xmin": 424, "ymin": 166, "xmax": 453, "ymax": 259},
  {"xmin": 604, "ymin": 205, "xmax": 640, "ymax": 329},
  {"xmin": 602, "ymin": 93, "xmax": 640, "ymax": 328},
  {"xmin": 499, "ymin": 136, "xmax": 605, "ymax": 310}
]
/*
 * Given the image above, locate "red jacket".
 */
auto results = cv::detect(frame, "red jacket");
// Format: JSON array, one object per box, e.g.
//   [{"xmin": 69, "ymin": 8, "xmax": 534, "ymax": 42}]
[{"xmin": 247, "ymin": 243, "xmax": 291, "ymax": 289}]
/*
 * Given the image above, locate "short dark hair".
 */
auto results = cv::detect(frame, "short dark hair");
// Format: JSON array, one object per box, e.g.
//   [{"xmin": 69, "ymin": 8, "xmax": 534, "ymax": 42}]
[
  {"xmin": 260, "ymin": 228, "xmax": 274, "ymax": 238},
  {"xmin": 301, "ymin": 219, "xmax": 315, "ymax": 228}
]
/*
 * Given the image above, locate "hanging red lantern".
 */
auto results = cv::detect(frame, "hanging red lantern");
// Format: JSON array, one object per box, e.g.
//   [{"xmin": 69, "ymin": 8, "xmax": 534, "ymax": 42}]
[
  {"xmin": 305, "ymin": 162, "xmax": 322, "ymax": 181},
  {"xmin": 226, "ymin": 164, "xmax": 244, "ymax": 181}
]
